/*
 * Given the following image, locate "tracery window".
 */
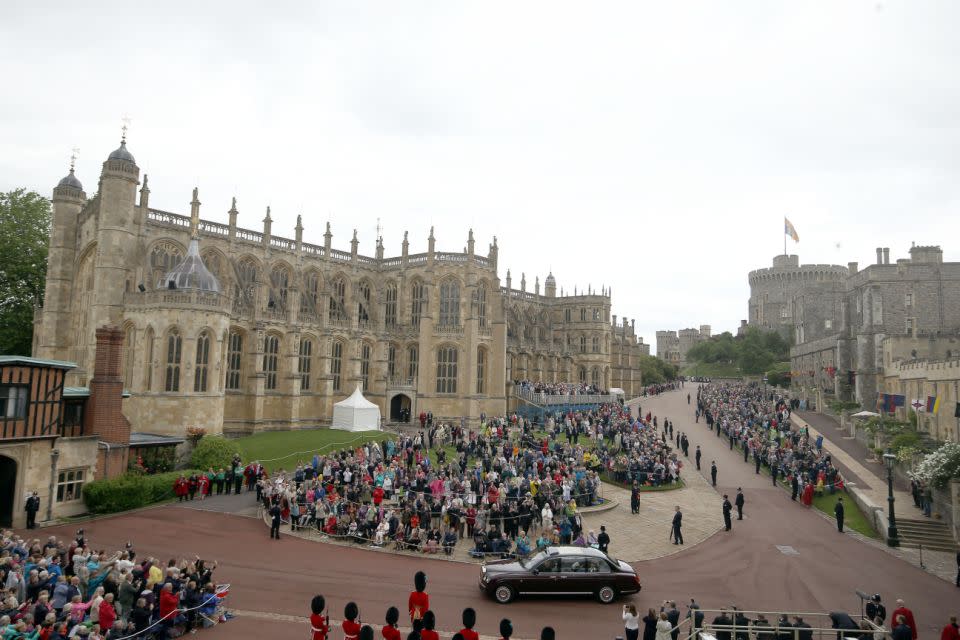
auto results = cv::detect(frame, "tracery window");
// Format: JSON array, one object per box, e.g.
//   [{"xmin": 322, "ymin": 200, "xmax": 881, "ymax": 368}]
[
  {"xmin": 439, "ymin": 280, "xmax": 460, "ymax": 327},
  {"xmin": 194, "ymin": 331, "xmax": 210, "ymax": 392},
  {"xmin": 164, "ymin": 329, "xmax": 182, "ymax": 392},
  {"xmin": 436, "ymin": 346, "xmax": 458, "ymax": 394},
  {"xmin": 263, "ymin": 335, "xmax": 280, "ymax": 391}
]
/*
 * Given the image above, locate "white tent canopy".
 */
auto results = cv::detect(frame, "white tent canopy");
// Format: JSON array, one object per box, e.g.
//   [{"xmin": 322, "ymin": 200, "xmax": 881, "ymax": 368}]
[
  {"xmin": 851, "ymin": 410, "xmax": 880, "ymax": 419},
  {"xmin": 331, "ymin": 386, "xmax": 381, "ymax": 432}
]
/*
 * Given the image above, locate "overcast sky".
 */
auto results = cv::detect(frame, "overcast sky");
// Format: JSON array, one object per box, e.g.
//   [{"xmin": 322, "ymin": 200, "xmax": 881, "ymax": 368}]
[{"xmin": 2, "ymin": 1, "xmax": 958, "ymax": 352}]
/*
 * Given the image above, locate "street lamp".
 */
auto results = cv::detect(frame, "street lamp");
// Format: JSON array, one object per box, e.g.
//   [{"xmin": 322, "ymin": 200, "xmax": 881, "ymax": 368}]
[{"xmin": 882, "ymin": 448, "xmax": 900, "ymax": 547}]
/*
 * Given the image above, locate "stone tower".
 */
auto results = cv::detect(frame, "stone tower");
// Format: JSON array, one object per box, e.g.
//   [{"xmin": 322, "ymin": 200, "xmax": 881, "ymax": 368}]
[
  {"xmin": 36, "ymin": 161, "xmax": 86, "ymax": 361},
  {"xmin": 544, "ymin": 272, "xmax": 557, "ymax": 298}
]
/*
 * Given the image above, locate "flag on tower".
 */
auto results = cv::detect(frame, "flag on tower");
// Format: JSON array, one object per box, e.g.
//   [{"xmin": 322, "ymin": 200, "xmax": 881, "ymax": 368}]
[
  {"xmin": 926, "ymin": 395, "xmax": 940, "ymax": 413},
  {"xmin": 784, "ymin": 217, "xmax": 800, "ymax": 242}
]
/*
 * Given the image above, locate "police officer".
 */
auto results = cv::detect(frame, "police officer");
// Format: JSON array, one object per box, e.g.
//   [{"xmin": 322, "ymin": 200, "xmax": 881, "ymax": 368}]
[
  {"xmin": 735, "ymin": 488, "xmax": 744, "ymax": 520},
  {"xmin": 722, "ymin": 495, "xmax": 733, "ymax": 531}
]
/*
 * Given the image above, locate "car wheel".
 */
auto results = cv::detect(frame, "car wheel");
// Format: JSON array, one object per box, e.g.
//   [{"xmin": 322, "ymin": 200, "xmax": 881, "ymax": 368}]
[
  {"xmin": 494, "ymin": 584, "xmax": 516, "ymax": 604},
  {"xmin": 597, "ymin": 585, "xmax": 617, "ymax": 604}
]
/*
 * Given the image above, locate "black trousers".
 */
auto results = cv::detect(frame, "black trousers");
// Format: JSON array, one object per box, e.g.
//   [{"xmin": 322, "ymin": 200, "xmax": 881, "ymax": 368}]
[
  {"xmin": 26, "ymin": 510, "xmax": 37, "ymax": 528},
  {"xmin": 270, "ymin": 521, "xmax": 281, "ymax": 538},
  {"xmin": 724, "ymin": 515, "xmax": 732, "ymax": 530},
  {"xmin": 836, "ymin": 517, "xmax": 844, "ymax": 532},
  {"xmin": 672, "ymin": 526, "xmax": 683, "ymax": 544},
  {"xmin": 737, "ymin": 505, "xmax": 743, "ymax": 520}
]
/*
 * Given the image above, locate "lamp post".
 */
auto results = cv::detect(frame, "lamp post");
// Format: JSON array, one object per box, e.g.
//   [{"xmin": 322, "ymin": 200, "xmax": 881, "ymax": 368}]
[{"xmin": 882, "ymin": 448, "xmax": 900, "ymax": 547}]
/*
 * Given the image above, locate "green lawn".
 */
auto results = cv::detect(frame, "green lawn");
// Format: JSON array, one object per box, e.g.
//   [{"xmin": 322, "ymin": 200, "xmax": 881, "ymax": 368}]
[
  {"xmin": 234, "ymin": 429, "xmax": 385, "ymax": 471},
  {"xmin": 681, "ymin": 362, "xmax": 743, "ymax": 378},
  {"xmin": 812, "ymin": 492, "xmax": 879, "ymax": 538}
]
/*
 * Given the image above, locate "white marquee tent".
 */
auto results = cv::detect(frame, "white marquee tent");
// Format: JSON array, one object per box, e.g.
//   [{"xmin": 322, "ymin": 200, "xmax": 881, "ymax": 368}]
[{"xmin": 331, "ymin": 386, "xmax": 381, "ymax": 432}]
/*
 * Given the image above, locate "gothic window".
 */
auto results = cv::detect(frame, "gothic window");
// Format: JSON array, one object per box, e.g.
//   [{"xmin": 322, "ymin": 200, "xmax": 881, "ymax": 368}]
[
  {"xmin": 234, "ymin": 258, "xmax": 259, "ymax": 312},
  {"xmin": 329, "ymin": 278, "xmax": 347, "ymax": 323},
  {"xmin": 269, "ymin": 265, "xmax": 289, "ymax": 311},
  {"xmin": 580, "ymin": 308, "xmax": 586, "ymax": 322},
  {"xmin": 411, "ymin": 281, "xmax": 427, "ymax": 326},
  {"xmin": 331, "ymin": 341, "xmax": 344, "ymax": 391},
  {"xmin": 578, "ymin": 366, "xmax": 587, "ymax": 383},
  {"xmin": 357, "ymin": 281, "xmax": 372, "ymax": 325},
  {"xmin": 476, "ymin": 347, "xmax": 487, "ymax": 394},
  {"xmin": 565, "ymin": 309, "xmax": 571, "ymax": 323},
  {"xmin": 164, "ymin": 329, "xmax": 182, "ymax": 392},
  {"xmin": 122, "ymin": 325, "xmax": 136, "ymax": 389},
  {"xmin": 591, "ymin": 366, "xmax": 600, "ymax": 387},
  {"xmin": 194, "ymin": 331, "xmax": 211, "ymax": 392},
  {"xmin": 150, "ymin": 241, "xmax": 183, "ymax": 290},
  {"xmin": 385, "ymin": 284, "xmax": 398, "ymax": 327},
  {"xmin": 477, "ymin": 284, "xmax": 487, "ymax": 327},
  {"xmin": 360, "ymin": 343, "xmax": 371, "ymax": 390},
  {"xmin": 439, "ymin": 280, "xmax": 460, "ymax": 327},
  {"xmin": 263, "ymin": 335, "xmax": 280, "ymax": 391},
  {"xmin": 407, "ymin": 345, "xmax": 419, "ymax": 382},
  {"xmin": 301, "ymin": 271, "xmax": 321, "ymax": 317},
  {"xmin": 592, "ymin": 336, "xmax": 600, "ymax": 353},
  {"xmin": 436, "ymin": 346, "xmax": 458, "ymax": 394},
  {"xmin": 593, "ymin": 308, "xmax": 600, "ymax": 321},
  {"xmin": 387, "ymin": 344, "xmax": 397, "ymax": 379},
  {"xmin": 580, "ymin": 336, "xmax": 587, "ymax": 353},
  {"xmin": 143, "ymin": 327, "xmax": 155, "ymax": 391},
  {"xmin": 299, "ymin": 338, "xmax": 313, "ymax": 391},
  {"xmin": 226, "ymin": 331, "xmax": 243, "ymax": 390},
  {"xmin": 200, "ymin": 250, "xmax": 224, "ymax": 286}
]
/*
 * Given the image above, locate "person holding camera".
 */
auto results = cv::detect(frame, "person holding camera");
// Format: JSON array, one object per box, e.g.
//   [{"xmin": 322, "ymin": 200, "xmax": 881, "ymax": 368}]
[{"xmin": 622, "ymin": 603, "xmax": 640, "ymax": 640}]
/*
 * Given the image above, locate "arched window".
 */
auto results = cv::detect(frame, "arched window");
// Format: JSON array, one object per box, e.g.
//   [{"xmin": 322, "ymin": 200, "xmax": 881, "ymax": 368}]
[
  {"xmin": 476, "ymin": 347, "xmax": 487, "ymax": 394},
  {"xmin": 592, "ymin": 336, "xmax": 600, "ymax": 353},
  {"xmin": 591, "ymin": 366, "xmax": 600, "ymax": 387},
  {"xmin": 578, "ymin": 366, "xmax": 587, "ymax": 383},
  {"xmin": 360, "ymin": 343, "xmax": 371, "ymax": 390},
  {"xmin": 226, "ymin": 331, "xmax": 243, "ymax": 391},
  {"xmin": 411, "ymin": 281, "xmax": 427, "ymax": 326},
  {"xmin": 122, "ymin": 325, "xmax": 136, "ymax": 389},
  {"xmin": 299, "ymin": 338, "xmax": 313, "ymax": 391},
  {"xmin": 301, "ymin": 271, "xmax": 321, "ymax": 317},
  {"xmin": 269, "ymin": 265, "xmax": 289, "ymax": 312},
  {"xmin": 331, "ymin": 341, "xmax": 344, "ymax": 391},
  {"xmin": 263, "ymin": 335, "xmax": 280, "ymax": 390},
  {"xmin": 436, "ymin": 346, "xmax": 458, "ymax": 394},
  {"xmin": 477, "ymin": 284, "xmax": 487, "ymax": 327},
  {"xmin": 234, "ymin": 258, "xmax": 259, "ymax": 312},
  {"xmin": 150, "ymin": 242, "xmax": 183, "ymax": 290},
  {"xmin": 143, "ymin": 327, "xmax": 154, "ymax": 391},
  {"xmin": 164, "ymin": 329, "xmax": 182, "ymax": 392},
  {"xmin": 387, "ymin": 344, "xmax": 398, "ymax": 379},
  {"xmin": 565, "ymin": 309, "xmax": 571, "ymax": 323},
  {"xmin": 329, "ymin": 277, "xmax": 347, "ymax": 323},
  {"xmin": 580, "ymin": 308, "xmax": 587, "ymax": 322},
  {"xmin": 407, "ymin": 345, "xmax": 419, "ymax": 382},
  {"xmin": 194, "ymin": 331, "xmax": 211, "ymax": 392},
  {"xmin": 385, "ymin": 284, "xmax": 398, "ymax": 327},
  {"xmin": 439, "ymin": 280, "xmax": 460, "ymax": 327},
  {"xmin": 357, "ymin": 281, "xmax": 372, "ymax": 326},
  {"xmin": 580, "ymin": 336, "xmax": 587, "ymax": 353}
]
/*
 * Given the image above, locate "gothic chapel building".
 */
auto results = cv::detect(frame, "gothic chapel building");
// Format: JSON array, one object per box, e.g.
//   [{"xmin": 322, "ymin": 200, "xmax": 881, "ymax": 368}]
[{"xmin": 34, "ymin": 136, "xmax": 646, "ymax": 437}]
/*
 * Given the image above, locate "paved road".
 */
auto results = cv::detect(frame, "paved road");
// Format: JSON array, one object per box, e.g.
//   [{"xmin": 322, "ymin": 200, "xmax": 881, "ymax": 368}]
[{"xmin": 32, "ymin": 386, "xmax": 957, "ymax": 640}]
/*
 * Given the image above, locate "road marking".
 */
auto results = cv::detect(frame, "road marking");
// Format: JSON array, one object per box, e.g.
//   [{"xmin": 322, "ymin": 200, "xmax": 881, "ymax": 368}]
[{"xmin": 775, "ymin": 545, "xmax": 799, "ymax": 556}]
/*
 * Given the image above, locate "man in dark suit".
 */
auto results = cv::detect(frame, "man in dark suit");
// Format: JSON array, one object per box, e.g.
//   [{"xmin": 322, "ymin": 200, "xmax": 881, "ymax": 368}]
[
  {"xmin": 695, "ymin": 446, "xmax": 702, "ymax": 470},
  {"xmin": 710, "ymin": 462, "xmax": 718, "ymax": 487},
  {"xmin": 791, "ymin": 475, "xmax": 799, "ymax": 501},
  {"xmin": 24, "ymin": 491, "xmax": 40, "ymax": 529},
  {"xmin": 722, "ymin": 495, "xmax": 733, "ymax": 531},
  {"xmin": 834, "ymin": 497, "xmax": 845, "ymax": 533},
  {"xmin": 671, "ymin": 506, "xmax": 683, "ymax": 545},
  {"xmin": 712, "ymin": 609, "xmax": 733, "ymax": 640},
  {"xmin": 735, "ymin": 488, "xmax": 745, "ymax": 520}
]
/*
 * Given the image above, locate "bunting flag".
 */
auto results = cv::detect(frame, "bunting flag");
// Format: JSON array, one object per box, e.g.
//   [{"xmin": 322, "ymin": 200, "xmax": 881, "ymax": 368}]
[
  {"xmin": 926, "ymin": 395, "xmax": 940, "ymax": 413},
  {"xmin": 784, "ymin": 217, "xmax": 800, "ymax": 242},
  {"xmin": 878, "ymin": 393, "xmax": 906, "ymax": 414}
]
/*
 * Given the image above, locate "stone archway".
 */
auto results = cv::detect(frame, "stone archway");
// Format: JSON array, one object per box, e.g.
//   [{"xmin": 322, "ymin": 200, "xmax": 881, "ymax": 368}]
[
  {"xmin": 0, "ymin": 455, "xmax": 16, "ymax": 527},
  {"xmin": 390, "ymin": 394, "xmax": 412, "ymax": 422}
]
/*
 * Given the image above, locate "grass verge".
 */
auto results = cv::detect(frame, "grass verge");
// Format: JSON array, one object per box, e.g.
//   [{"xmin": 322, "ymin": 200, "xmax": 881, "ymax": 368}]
[{"xmin": 234, "ymin": 429, "xmax": 385, "ymax": 471}]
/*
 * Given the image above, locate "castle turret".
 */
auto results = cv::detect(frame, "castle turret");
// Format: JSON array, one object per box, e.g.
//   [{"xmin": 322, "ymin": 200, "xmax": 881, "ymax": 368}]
[
  {"xmin": 36, "ymin": 157, "xmax": 87, "ymax": 360},
  {"xmin": 544, "ymin": 272, "xmax": 557, "ymax": 298}
]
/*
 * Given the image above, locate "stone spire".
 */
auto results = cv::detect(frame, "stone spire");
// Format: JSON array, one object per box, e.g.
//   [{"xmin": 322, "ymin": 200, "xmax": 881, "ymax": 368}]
[
  {"xmin": 467, "ymin": 228, "xmax": 475, "ymax": 255},
  {"xmin": 189, "ymin": 187, "xmax": 200, "ymax": 239},
  {"xmin": 139, "ymin": 173, "xmax": 150, "ymax": 208}
]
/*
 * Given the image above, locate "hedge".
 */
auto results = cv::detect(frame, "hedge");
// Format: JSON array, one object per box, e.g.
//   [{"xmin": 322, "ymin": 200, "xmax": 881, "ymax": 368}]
[
  {"xmin": 190, "ymin": 436, "xmax": 240, "ymax": 471},
  {"xmin": 82, "ymin": 470, "xmax": 200, "ymax": 514}
]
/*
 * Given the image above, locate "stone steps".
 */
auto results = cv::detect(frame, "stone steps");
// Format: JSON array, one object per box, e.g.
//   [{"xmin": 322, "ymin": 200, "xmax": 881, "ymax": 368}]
[{"xmin": 895, "ymin": 518, "xmax": 958, "ymax": 552}]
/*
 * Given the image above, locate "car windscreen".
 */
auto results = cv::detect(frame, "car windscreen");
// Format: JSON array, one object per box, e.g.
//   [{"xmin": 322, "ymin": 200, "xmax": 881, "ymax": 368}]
[{"xmin": 521, "ymin": 551, "xmax": 548, "ymax": 568}]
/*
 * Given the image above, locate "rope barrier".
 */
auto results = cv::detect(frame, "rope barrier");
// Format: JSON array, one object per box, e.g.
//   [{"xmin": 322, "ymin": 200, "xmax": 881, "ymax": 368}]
[{"xmin": 104, "ymin": 586, "xmax": 230, "ymax": 640}]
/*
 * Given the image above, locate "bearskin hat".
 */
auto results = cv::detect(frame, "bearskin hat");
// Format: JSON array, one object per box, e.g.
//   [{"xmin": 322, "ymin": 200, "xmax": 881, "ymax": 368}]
[
  {"xmin": 541, "ymin": 627, "xmax": 556, "ymax": 640},
  {"xmin": 462, "ymin": 607, "xmax": 476, "ymax": 629},
  {"xmin": 500, "ymin": 618, "xmax": 513, "ymax": 638},
  {"xmin": 452, "ymin": 635, "xmax": 465, "ymax": 640},
  {"xmin": 359, "ymin": 626, "xmax": 374, "ymax": 640},
  {"xmin": 414, "ymin": 570, "xmax": 427, "ymax": 592},
  {"xmin": 386, "ymin": 606, "xmax": 400, "ymax": 626},
  {"xmin": 344, "ymin": 602, "xmax": 359, "ymax": 621},
  {"xmin": 423, "ymin": 610, "xmax": 436, "ymax": 631},
  {"xmin": 310, "ymin": 595, "xmax": 325, "ymax": 616}
]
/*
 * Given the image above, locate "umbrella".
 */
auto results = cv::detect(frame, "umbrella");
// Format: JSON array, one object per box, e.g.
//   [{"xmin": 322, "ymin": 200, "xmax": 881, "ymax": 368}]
[{"xmin": 851, "ymin": 411, "xmax": 880, "ymax": 418}]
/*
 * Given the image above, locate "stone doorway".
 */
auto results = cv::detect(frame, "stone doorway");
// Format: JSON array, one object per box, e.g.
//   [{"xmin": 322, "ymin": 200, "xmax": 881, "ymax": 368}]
[{"xmin": 390, "ymin": 394, "xmax": 411, "ymax": 422}]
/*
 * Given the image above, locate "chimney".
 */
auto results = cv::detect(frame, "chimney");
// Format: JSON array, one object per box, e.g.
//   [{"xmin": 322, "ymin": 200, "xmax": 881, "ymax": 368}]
[
  {"xmin": 84, "ymin": 325, "xmax": 130, "ymax": 479},
  {"xmin": 876, "ymin": 248, "xmax": 883, "ymax": 265},
  {"xmin": 883, "ymin": 247, "xmax": 890, "ymax": 264},
  {"xmin": 848, "ymin": 262, "xmax": 858, "ymax": 275}
]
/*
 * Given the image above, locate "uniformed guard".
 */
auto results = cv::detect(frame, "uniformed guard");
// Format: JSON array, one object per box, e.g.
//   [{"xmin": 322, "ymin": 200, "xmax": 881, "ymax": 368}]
[
  {"xmin": 342, "ymin": 602, "xmax": 361, "ymax": 640},
  {"xmin": 309, "ymin": 595, "xmax": 329, "ymax": 640}
]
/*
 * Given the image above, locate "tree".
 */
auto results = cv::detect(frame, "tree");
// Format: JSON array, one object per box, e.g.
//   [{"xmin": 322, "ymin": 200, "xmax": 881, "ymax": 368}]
[
  {"xmin": 0, "ymin": 189, "xmax": 51, "ymax": 355},
  {"xmin": 639, "ymin": 355, "xmax": 678, "ymax": 385}
]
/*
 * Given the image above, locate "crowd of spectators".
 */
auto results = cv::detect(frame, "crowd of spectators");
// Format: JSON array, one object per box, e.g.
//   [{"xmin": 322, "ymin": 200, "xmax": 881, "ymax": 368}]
[
  {"xmin": 0, "ymin": 529, "xmax": 226, "ymax": 640},
  {"xmin": 514, "ymin": 380, "xmax": 608, "ymax": 396}
]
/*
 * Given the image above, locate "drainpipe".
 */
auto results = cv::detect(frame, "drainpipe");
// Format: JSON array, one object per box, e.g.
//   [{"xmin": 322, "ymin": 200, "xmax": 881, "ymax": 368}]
[
  {"xmin": 99, "ymin": 441, "xmax": 111, "ymax": 479},
  {"xmin": 46, "ymin": 447, "xmax": 60, "ymax": 522}
]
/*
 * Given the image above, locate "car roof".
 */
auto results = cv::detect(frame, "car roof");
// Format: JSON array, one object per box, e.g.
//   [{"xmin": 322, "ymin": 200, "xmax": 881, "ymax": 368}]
[{"xmin": 542, "ymin": 546, "xmax": 609, "ymax": 559}]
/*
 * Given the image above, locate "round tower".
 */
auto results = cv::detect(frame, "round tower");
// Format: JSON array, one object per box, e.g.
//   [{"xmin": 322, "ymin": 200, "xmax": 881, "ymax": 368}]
[
  {"xmin": 36, "ymin": 162, "xmax": 87, "ymax": 360},
  {"xmin": 544, "ymin": 272, "xmax": 557, "ymax": 298}
]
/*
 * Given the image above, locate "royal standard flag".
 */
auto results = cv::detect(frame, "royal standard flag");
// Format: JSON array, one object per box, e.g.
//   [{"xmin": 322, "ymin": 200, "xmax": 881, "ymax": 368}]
[
  {"xmin": 926, "ymin": 395, "xmax": 940, "ymax": 413},
  {"xmin": 784, "ymin": 217, "xmax": 799, "ymax": 242}
]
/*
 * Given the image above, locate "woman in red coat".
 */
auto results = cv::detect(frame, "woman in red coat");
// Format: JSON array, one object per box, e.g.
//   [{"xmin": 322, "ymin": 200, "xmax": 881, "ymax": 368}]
[
  {"xmin": 197, "ymin": 474, "xmax": 210, "ymax": 500},
  {"xmin": 801, "ymin": 482, "xmax": 814, "ymax": 507},
  {"xmin": 174, "ymin": 476, "xmax": 189, "ymax": 502}
]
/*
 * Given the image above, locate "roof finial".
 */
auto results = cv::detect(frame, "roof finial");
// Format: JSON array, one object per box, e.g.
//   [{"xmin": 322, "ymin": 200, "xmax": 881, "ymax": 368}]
[
  {"xmin": 121, "ymin": 115, "xmax": 131, "ymax": 143},
  {"xmin": 376, "ymin": 217, "xmax": 382, "ymax": 241},
  {"xmin": 69, "ymin": 147, "xmax": 79, "ymax": 172}
]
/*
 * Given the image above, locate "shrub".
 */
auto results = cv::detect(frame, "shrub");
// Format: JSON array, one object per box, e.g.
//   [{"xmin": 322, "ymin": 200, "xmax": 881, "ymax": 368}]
[
  {"xmin": 890, "ymin": 431, "xmax": 922, "ymax": 454},
  {"xmin": 83, "ymin": 470, "xmax": 199, "ymax": 514},
  {"xmin": 191, "ymin": 436, "xmax": 240, "ymax": 471},
  {"xmin": 910, "ymin": 442, "xmax": 960, "ymax": 489}
]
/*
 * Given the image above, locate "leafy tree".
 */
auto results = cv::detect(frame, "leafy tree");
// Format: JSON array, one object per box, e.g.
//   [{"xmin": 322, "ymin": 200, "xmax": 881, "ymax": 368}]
[
  {"xmin": 191, "ymin": 436, "xmax": 240, "ymax": 470},
  {"xmin": 639, "ymin": 355, "xmax": 678, "ymax": 385},
  {"xmin": 686, "ymin": 327, "xmax": 790, "ymax": 376},
  {"xmin": 0, "ymin": 189, "xmax": 51, "ymax": 355}
]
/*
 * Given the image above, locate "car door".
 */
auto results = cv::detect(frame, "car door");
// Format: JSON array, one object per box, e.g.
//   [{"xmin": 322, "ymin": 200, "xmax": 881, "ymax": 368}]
[
  {"xmin": 559, "ymin": 556, "xmax": 591, "ymax": 594},
  {"xmin": 583, "ymin": 556, "xmax": 614, "ymax": 592},
  {"xmin": 527, "ymin": 556, "xmax": 562, "ymax": 593}
]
